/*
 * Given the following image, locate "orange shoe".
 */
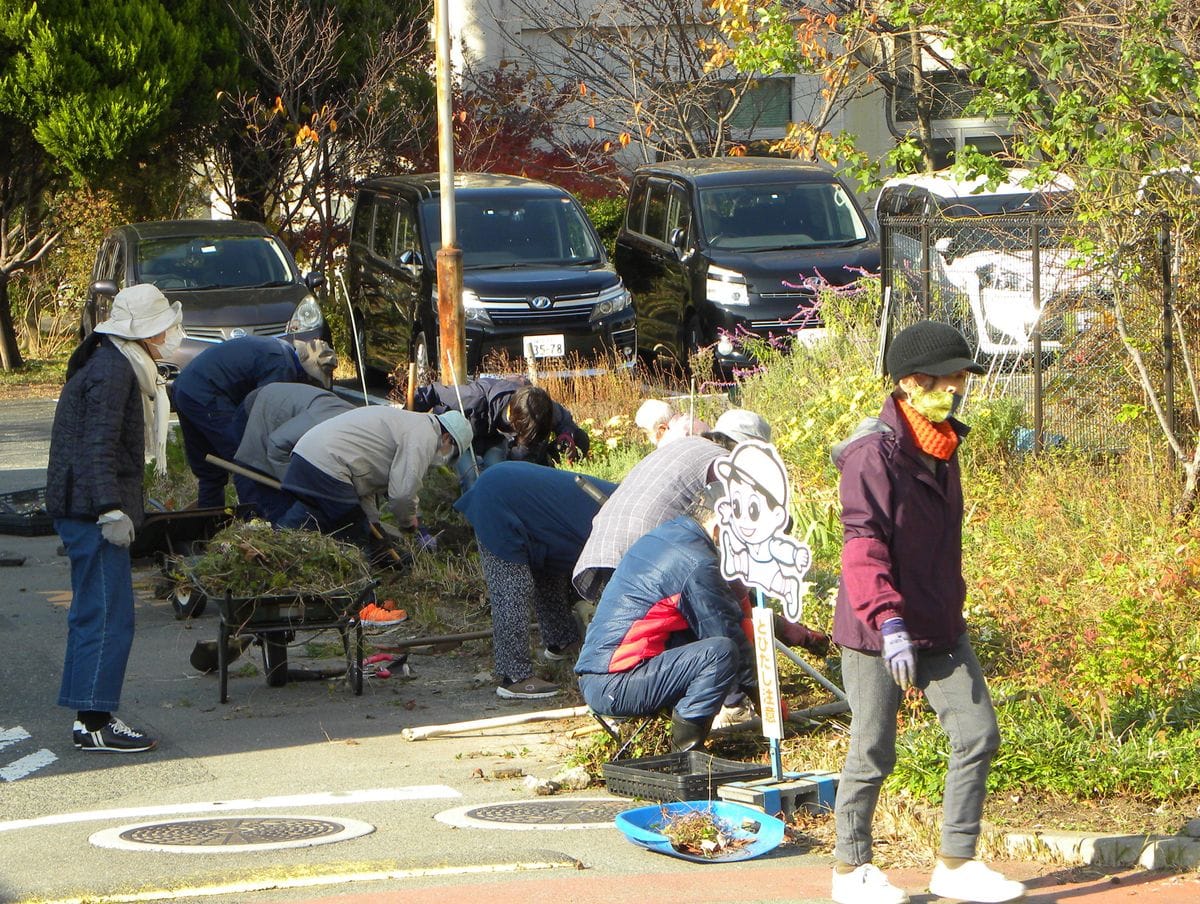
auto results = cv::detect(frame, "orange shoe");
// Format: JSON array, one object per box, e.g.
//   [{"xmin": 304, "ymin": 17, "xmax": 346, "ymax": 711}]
[{"xmin": 359, "ymin": 604, "xmax": 408, "ymax": 625}]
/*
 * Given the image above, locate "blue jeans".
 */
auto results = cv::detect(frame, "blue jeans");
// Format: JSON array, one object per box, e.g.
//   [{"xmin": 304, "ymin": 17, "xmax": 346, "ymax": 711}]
[
  {"xmin": 455, "ymin": 440, "xmax": 509, "ymax": 492},
  {"xmin": 56, "ymin": 518, "xmax": 136, "ymax": 712},
  {"xmin": 278, "ymin": 454, "xmax": 367, "ymax": 539},
  {"xmin": 834, "ymin": 635, "xmax": 1001, "ymax": 863},
  {"xmin": 578, "ymin": 637, "xmax": 739, "ymax": 722},
  {"xmin": 174, "ymin": 388, "xmax": 241, "ymax": 508}
]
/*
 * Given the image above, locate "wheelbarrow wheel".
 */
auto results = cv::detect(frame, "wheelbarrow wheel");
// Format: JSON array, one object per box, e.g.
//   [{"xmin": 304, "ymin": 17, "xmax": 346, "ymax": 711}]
[
  {"xmin": 262, "ymin": 635, "xmax": 289, "ymax": 687},
  {"xmin": 170, "ymin": 586, "xmax": 208, "ymax": 620}
]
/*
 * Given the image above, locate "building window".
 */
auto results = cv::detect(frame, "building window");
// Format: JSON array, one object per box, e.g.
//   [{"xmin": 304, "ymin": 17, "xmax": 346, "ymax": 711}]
[{"xmin": 725, "ymin": 78, "xmax": 792, "ymax": 132}]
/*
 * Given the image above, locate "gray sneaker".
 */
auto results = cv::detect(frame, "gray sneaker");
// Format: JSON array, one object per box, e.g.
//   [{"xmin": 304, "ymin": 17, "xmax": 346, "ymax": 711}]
[{"xmin": 496, "ymin": 677, "xmax": 561, "ymax": 700}]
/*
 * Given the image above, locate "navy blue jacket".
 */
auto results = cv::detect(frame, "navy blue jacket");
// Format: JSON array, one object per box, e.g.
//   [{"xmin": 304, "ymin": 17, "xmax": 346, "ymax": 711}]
[
  {"xmin": 454, "ymin": 461, "xmax": 615, "ymax": 573},
  {"xmin": 413, "ymin": 377, "xmax": 587, "ymax": 460},
  {"xmin": 832, "ymin": 393, "xmax": 969, "ymax": 652},
  {"xmin": 173, "ymin": 336, "xmax": 306, "ymax": 419},
  {"xmin": 45, "ymin": 335, "xmax": 146, "ymax": 526},
  {"xmin": 575, "ymin": 516, "xmax": 757, "ymax": 695}
]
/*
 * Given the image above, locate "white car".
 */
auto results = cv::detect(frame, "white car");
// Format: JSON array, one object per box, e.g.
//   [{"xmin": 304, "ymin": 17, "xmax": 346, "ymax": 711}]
[{"xmin": 876, "ymin": 169, "xmax": 1102, "ymax": 359}]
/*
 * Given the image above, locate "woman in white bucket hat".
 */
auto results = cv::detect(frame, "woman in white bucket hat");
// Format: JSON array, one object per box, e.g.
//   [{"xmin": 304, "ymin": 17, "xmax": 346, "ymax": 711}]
[{"xmin": 45, "ymin": 284, "xmax": 183, "ymax": 753}]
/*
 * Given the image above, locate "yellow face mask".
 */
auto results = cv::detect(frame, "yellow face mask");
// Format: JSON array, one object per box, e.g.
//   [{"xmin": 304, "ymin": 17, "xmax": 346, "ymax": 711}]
[{"xmin": 906, "ymin": 384, "xmax": 958, "ymax": 423}]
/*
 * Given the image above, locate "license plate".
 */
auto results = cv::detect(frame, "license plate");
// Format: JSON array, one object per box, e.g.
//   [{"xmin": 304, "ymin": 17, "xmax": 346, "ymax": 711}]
[{"xmin": 523, "ymin": 334, "xmax": 565, "ymax": 358}]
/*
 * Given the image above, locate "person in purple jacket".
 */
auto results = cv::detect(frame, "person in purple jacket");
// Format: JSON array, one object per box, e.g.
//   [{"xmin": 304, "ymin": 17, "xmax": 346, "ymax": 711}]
[{"xmin": 829, "ymin": 321, "xmax": 1024, "ymax": 904}]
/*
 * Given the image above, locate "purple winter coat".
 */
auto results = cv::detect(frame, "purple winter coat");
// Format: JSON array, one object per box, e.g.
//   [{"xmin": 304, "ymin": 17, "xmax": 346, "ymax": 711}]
[{"xmin": 831, "ymin": 394, "xmax": 969, "ymax": 653}]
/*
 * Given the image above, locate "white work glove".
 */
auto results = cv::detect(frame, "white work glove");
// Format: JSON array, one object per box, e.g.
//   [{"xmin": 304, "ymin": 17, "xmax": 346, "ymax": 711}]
[
  {"xmin": 880, "ymin": 617, "xmax": 916, "ymax": 690},
  {"xmin": 97, "ymin": 510, "xmax": 135, "ymax": 548}
]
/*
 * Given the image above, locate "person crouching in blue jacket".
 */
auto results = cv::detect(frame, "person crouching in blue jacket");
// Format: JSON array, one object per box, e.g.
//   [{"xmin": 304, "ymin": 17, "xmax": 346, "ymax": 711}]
[
  {"xmin": 173, "ymin": 335, "xmax": 336, "ymax": 509},
  {"xmin": 574, "ymin": 488, "xmax": 758, "ymax": 753},
  {"xmin": 454, "ymin": 462, "xmax": 616, "ymax": 700}
]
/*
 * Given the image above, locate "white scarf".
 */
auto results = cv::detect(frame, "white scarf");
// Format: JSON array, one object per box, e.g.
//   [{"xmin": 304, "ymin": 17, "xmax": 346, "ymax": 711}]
[{"xmin": 111, "ymin": 337, "xmax": 170, "ymax": 477}]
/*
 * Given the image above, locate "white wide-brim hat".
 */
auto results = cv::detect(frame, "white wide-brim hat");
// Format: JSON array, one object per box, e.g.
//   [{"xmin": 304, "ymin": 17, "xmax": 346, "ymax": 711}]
[{"xmin": 94, "ymin": 284, "xmax": 182, "ymax": 340}]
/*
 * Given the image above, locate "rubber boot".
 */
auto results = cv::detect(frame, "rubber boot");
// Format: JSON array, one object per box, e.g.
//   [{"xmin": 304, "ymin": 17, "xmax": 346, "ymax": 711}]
[{"xmin": 670, "ymin": 713, "xmax": 713, "ymax": 753}]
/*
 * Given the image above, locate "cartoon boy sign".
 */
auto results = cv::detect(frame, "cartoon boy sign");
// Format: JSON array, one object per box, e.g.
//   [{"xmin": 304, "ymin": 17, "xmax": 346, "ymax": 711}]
[{"xmin": 713, "ymin": 440, "xmax": 811, "ymax": 623}]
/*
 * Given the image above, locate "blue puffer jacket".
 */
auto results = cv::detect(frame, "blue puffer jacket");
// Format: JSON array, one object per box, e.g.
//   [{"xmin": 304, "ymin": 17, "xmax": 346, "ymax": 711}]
[
  {"xmin": 574, "ymin": 516, "xmax": 757, "ymax": 695},
  {"xmin": 45, "ymin": 335, "xmax": 146, "ymax": 526},
  {"xmin": 173, "ymin": 336, "xmax": 306, "ymax": 417}
]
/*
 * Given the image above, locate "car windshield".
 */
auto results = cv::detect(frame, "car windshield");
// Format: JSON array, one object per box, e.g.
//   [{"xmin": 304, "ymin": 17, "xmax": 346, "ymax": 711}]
[
  {"xmin": 422, "ymin": 195, "xmax": 603, "ymax": 268},
  {"xmin": 135, "ymin": 235, "xmax": 294, "ymax": 290},
  {"xmin": 698, "ymin": 181, "xmax": 869, "ymax": 251}
]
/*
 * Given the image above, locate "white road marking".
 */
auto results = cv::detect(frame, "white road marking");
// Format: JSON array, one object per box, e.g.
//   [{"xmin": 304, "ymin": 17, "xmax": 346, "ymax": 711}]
[
  {"xmin": 0, "ymin": 785, "xmax": 460, "ymax": 833},
  {"xmin": 0, "ymin": 748, "xmax": 58, "ymax": 782},
  {"xmin": 36, "ymin": 860, "xmax": 574, "ymax": 904},
  {"xmin": 0, "ymin": 725, "xmax": 33, "ymax": 751}
]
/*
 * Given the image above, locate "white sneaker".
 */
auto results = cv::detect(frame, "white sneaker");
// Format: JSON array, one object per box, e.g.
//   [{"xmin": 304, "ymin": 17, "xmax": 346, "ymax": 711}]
[
  {"xmin": 929, "ymin": 860, "xmax": 1026, "ymax": 903},
  {"xmin": 831, "ymin": 863, "xmax": 910, "ymax": 904}
]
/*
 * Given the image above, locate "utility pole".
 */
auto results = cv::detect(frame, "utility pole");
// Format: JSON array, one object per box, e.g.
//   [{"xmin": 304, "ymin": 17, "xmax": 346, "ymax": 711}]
[{"xmin": 434, "ymin": 0, "xmax": 465, "ymax": 384}]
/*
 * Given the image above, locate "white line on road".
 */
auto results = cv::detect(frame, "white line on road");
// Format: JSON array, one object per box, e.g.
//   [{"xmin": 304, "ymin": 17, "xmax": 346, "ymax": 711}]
[
  {"xmin": 0, "ymin": 785, "xmax": 461, "ymax": 833},
  {"xmin": 0, "ymin": 725, "xmax": 33, "ymax": 751},
  {"xmin": 0, "ymin": 747, "xmax": 58, "ymax": 782}
]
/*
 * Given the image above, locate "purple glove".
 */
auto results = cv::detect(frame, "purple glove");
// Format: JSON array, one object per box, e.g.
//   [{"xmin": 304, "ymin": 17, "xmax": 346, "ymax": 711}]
[
  {"xmin": 554, "ymin": 431, "xmax": 579, "ymax": 463},
  {"xmin": 881, "ymin": 617, "xmax": 916, "ymax": 690},
  {"xmin": 416, "ymin": 525, "xmax": 438, "ymax": 553}
]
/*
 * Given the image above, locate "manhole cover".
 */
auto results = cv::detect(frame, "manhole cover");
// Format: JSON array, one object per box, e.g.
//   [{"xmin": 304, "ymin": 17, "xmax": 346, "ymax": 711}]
[
  {"xmin": 90, "ymin": 815, "xmax": 374, "ymax": 853},
  {"xmin": 435, "ymin": 798, "xmax": 629, "ymax": 830}
]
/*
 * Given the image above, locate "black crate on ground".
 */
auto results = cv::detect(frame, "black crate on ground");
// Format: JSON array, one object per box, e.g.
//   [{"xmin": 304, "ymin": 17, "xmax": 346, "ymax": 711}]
[
  {"xmin": 603, "ymin": 751, "xmax": 773, "ymax": 802},
  {"xmin": 0, "ymin": 487, "xmax": 54, "ymax": 537}
]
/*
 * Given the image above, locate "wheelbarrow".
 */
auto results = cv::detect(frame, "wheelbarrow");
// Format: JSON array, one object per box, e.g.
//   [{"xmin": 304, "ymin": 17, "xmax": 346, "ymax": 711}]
[
  {"xmin": 131, "ymin": 505, "xmax": 251, "ymax": 619},
  {"xmin": 215, "ymin": 580, "xmax": 378, "ymax": 703}
]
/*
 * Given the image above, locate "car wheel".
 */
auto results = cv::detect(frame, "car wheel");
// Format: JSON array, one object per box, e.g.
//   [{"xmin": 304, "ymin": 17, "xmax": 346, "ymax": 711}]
[{"xmin": 412, "ymin": 330, "xmax": 435, "ymax": 383}]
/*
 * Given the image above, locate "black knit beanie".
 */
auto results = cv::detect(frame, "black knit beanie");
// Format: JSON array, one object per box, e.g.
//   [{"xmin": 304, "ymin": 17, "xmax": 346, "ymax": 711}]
[{"xmin": 886, "ymin": 321, "xmax": 985, "ymax": 382}]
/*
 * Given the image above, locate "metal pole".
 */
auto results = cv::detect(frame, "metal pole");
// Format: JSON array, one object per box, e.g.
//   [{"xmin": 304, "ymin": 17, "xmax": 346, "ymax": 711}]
[
  {"xmin": 1161, "ymin": 215, "xmax": 1176, "ymax": 469},
  {"xmin": 1031, "ymin": 219, "xmax": 1043, "ymax": 452},
  {"xmin": 434, "ymin": 0, "xmax": 466, "ymax": 385},
  {"xmin": 919, "ymin": 214, "xmax": 931, "ymax": 318}
]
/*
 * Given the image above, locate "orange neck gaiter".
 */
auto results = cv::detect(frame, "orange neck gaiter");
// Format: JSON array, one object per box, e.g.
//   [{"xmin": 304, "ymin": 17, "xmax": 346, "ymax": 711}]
[{"xmin": 898, "ymin": 399, "xmax": 959, "ymax": 461}]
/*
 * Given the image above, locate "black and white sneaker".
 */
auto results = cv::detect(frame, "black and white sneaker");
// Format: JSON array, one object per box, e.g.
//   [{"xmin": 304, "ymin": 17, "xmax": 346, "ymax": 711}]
[{"xmin": 72, "ymin": 718, "xmax": 158, "ymax": 753}]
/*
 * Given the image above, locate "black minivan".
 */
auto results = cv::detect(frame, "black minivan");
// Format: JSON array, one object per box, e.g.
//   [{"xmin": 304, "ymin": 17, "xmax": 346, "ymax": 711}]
[
  {"xmin": 614, "ymin": 158, "xmax": 878, "ymax": 368},
  {"xmin": 346, "ymin": 173, "xmax": 636, "ymax": 377}
]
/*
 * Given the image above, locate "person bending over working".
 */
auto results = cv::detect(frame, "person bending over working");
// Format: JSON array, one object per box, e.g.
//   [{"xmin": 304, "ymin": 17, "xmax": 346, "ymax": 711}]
[
  {"xmin": 829, "ymin": 320, "xmax": 1024, "ymax": 904},
  {"xmin": 413, "ymin": 377, "xmax": 588, "ymax": 487},
  {"xmin": 454, "ymin": 461, "xmax": 616, "ymax": 700},
  {"xmin": 173, "ymin": 335, "xmax": 336, "ymax": 508}
]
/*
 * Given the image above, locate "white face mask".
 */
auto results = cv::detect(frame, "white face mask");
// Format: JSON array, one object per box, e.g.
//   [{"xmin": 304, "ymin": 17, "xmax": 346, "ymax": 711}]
[{"xmin": 156, "ymin": 323, "xmax": 186, "ymax": 358}]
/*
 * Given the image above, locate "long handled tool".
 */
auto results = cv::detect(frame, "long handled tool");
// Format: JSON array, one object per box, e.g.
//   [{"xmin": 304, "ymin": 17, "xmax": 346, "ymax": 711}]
[{"xmin": 204, "ymin": 454, "xmax": 404, "ymax": 564}]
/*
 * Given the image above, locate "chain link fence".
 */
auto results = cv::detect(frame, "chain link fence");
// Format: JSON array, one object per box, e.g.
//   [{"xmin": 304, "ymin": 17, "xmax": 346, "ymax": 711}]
[{"xmin": 878, "ymin": 212, "xmax": 1191, "ymax": 454}]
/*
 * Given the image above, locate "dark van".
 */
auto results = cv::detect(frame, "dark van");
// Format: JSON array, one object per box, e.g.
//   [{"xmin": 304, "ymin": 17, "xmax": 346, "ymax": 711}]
[
  {"xmin": 614, "ymin": 158, "xmax": 878, "ymax": 368},
  {"xmin": 346, "ymin": 173, "xmax": 636, "ymax": 377}
]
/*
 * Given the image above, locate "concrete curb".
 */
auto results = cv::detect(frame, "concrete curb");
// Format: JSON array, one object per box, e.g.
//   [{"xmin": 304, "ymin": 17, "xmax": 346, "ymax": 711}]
[{"xmin": 1003, "ymin": 823, "xmax": 1200, "ymax": 870}]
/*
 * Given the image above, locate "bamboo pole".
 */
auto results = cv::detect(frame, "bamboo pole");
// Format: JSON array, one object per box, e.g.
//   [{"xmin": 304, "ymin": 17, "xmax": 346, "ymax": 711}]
[{"xmin": 401, "ymin": 705, "xmax": 590, "ymax": 741}]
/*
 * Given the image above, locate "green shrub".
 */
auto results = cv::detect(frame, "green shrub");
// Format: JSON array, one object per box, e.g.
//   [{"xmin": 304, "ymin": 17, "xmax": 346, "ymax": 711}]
[{"xmin": 582, "ymin": 194, "xmax": 626, "ymax": 259}]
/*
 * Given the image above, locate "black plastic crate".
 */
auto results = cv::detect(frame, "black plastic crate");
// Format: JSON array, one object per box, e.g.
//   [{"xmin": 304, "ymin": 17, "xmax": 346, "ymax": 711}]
[
  {"xmin": 0, "ymin": 487, "xmax": 54, "ymax": 537},
  {"xmin": 603, "ymin": 751, "xmax": 773, "ymax": 802}
]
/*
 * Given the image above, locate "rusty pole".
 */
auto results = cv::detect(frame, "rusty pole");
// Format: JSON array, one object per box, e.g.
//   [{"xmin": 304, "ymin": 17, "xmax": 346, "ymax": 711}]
[{"xmin": 434, "ymin": 0, "xmax": 466, "ymax": 385}]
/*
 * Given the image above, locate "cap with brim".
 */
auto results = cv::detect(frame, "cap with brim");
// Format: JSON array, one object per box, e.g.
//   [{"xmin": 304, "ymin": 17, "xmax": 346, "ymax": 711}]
[
  {"xmin": 886, "ymin": 321, "xmax": 985, "ymax": 381},
  {"xmin": 435, "ymin": 410, "xmax": 474, "ymax": 459},
  {"xmin": 94, "ymin": 284, "xmax": 182, "ymax": 340},
  {"xmin": 712, "ymin": 409, "xmax": 772, "ymax": 444}
]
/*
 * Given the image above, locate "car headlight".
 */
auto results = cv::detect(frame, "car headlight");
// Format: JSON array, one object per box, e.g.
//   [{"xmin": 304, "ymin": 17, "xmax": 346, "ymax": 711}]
[
  {"xmin": 978, "ymin": 265, "xmax": 1033, "ymax": 294},
  {"xmin": 706, "ymin": 264, "xmax": 749, "ymax": 306},
  {"xmin": 287, "ymin": 294, "xmax": 324, "ymax": 332},
  {"xmin": 589, "ymin": 282, "xmax": 633, "ymax": 322},
  {"xmin": 435, "ymin": 287, "xmax": 493, "ymax": 325}
]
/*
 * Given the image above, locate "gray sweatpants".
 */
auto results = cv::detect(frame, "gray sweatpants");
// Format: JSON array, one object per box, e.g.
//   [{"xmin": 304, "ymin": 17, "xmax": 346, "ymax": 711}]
[{"xmin": 833, "ymin": 634, "xmax": 1001, "ymax": 863}]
